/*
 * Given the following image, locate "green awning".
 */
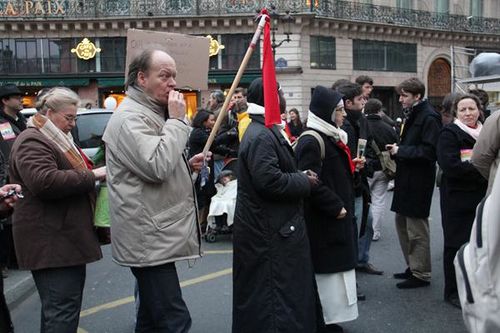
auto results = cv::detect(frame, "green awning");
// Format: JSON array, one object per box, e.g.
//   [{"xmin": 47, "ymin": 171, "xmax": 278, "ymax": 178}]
[
  {"xmin": 98, "ymin": 78, "xmax": 125, "ymax": 88},
  {"xmin": 208, "ymin": 73, "xmax": 260, "ymax": 85},
  {"xmin": 0, "ymin": 78, "xmax": 89, "ymax": 87}
]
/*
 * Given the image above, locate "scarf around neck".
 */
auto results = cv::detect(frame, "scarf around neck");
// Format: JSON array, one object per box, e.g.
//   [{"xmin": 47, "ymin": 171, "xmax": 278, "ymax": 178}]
[
  {"xmin": 306, "ymin": 111, "xmax": 355, "ymax": 174},
  {"xmin": 306, "ymin": 110, "xmax": 348, "ymax": 144},
  {"xmin": 27, "ymin": 113, "xmax": 89, "ymax": 170},
  {"xmin": 127, "ymin": 85, "xmax": 167, "ymax": 118},
  {"xmin": 454, "ymin": 118, "xmax": 482, "ymax": 141}
]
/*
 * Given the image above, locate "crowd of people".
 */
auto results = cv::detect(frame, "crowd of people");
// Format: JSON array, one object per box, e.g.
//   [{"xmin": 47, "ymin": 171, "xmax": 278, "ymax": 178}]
[{"xmin": 0, "ymin": 47, "xmax": 499, "ymax": 333}]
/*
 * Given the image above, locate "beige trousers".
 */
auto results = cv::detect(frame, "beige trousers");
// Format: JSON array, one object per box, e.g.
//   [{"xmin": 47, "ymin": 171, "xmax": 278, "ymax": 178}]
[{"xmin": 395, "ymin": 213, "xmax": 431, "ymax": 281}]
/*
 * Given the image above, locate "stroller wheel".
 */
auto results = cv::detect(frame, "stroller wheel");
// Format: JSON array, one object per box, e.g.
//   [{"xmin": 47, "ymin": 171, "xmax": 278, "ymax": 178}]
[{"xmin": 205, "ymin": 232, "xmax": 217, "ymax": 243}]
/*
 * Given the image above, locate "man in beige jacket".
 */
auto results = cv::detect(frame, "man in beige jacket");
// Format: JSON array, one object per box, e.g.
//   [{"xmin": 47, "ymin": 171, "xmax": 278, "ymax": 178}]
[
  {"xmin": 472, "ymin": 110, "xmax": 500, "ymax": 195},
  {"xmin": 103, "ymin": 49, "xmax": 206, "ymax": 332}
]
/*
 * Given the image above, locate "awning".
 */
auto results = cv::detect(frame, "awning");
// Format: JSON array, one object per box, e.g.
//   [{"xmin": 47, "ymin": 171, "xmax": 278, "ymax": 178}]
[
  {"xmin": 0, "ymin": 78, "xmax": 89, "ymax": 87},
  {"xmin": 208, "ymin": 72, "xmax": 261, "ymax": 85},
  {"xmin": 98, "ymin": 78, "xmax": 125, "ymax": 88}
]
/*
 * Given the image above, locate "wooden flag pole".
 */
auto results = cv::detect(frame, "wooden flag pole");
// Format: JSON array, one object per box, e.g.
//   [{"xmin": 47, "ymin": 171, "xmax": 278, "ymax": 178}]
[{"xmin": 201, "ymin": 14, "xmax": 268, "ymax": 156}]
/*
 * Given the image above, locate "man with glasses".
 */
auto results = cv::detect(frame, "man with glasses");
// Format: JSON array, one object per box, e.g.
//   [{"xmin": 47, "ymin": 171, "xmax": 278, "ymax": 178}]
[{"xmin": 0, "ymin": 84, "xmax": 26, "ymax": 278}]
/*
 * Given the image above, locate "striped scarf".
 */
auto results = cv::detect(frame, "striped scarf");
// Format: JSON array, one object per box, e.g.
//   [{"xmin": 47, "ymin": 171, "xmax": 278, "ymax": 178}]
[{"xmin": 27, "ymin": 113, "xmax": 89, "ymax": 170}]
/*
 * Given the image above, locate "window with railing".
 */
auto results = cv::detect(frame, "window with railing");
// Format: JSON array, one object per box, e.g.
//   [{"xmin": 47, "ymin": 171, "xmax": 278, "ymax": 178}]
[
  {"xmin": 353, "ymin": 40, "xmax": 417, "ymax": 72},
  {"xmin": 436, "ymin": 0, "xmax": 449, "ymax": 13},
  {"xmin": 396, "ymin": 0, "xmax": 413, "ymax": 9},
  {"xmin": 470, "ymin": 0, "xmax": 483, "ymax": 17},
  {"xmin": 310, "ymin": 36, "xmax": 336, "ymax": 70}
]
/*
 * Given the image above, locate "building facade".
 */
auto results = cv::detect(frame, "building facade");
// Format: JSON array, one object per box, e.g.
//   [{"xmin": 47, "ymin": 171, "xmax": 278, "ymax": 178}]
[{"xmin": 0, "ymin": 0, "xmax": 499, "ymax": 117}]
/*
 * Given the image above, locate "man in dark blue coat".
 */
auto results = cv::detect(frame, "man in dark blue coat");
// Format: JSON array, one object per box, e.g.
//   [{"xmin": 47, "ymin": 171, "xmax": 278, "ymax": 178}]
[
  {"xmin": 387, "ymin": 78, "xmax": 442, "ymax": 289},
  {"xmin": 233, "ymin": 78, "xmax": 320, "ymax": 333}
]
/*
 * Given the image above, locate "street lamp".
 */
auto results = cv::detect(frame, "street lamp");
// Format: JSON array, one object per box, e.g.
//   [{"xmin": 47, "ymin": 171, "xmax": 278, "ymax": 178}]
[{"xmin": 268, "ymin": 6, "xmax": 293, "ymax": 58}]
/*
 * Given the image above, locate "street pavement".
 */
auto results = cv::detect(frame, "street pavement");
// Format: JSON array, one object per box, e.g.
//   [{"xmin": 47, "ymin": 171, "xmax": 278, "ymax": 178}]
[{"xmin": 11, "ymin": 190, "xmax": 467, "ymax": 333}]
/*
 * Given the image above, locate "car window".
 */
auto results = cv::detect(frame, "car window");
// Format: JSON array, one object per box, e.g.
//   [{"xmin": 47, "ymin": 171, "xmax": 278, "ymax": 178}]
[{"xmin": 72, "ymin": 113, "xmax": 112, "ymax": 149}]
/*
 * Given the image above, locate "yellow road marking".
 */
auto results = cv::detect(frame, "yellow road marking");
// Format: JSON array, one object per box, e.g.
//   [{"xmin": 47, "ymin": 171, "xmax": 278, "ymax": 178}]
[
  {"xmin": 203, "ymin": 250, "xmax": 233, "ymax": 254},
  {"xmin": 77, "ymin": 328, "xmax": 89, "ymax": 333},
  {"xmin": 79, "ymin": 267, "xmax": 232, "ymax": 318}
]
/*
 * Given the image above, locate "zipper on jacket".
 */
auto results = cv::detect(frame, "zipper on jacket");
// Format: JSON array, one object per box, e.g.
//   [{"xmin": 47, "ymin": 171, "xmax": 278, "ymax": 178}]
[
  {"xmin": 475, "ymin": 197, "xmax": 486, "ymax": 248},
  {"xmin": 457, "ymin": 244, "xmax": 475, "ymax": 304}
]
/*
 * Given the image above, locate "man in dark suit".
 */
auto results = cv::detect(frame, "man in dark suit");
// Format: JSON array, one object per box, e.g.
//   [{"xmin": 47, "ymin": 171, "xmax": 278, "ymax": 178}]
[
  {"xmin": 0, "ymin": 84, "xmax": 26, "ymax": 277},
  {"xmin": 387, "ymin": 78, "xmax": 441, "ymax": 289}
]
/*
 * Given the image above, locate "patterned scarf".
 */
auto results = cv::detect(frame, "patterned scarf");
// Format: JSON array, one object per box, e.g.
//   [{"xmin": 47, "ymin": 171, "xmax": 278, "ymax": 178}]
[{"xmin": 27, "ymin": 113, "xmax": 90, "ymax": 170}]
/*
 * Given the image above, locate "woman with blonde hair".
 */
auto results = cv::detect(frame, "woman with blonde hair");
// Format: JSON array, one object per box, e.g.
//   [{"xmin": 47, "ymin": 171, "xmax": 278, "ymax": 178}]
[{"xmin": 9, "ymin": 87, "xmax": 105, "ymax": 332}]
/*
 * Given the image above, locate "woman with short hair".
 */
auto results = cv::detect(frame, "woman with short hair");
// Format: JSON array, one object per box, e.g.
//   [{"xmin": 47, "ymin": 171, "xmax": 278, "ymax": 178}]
[
  {"xmin": 9, "ymin": 87, "xmax": 105, "ymax": 332},
  {"xmin": 437, "ymin": 93, "xmax": 487, "ymax": 308}
]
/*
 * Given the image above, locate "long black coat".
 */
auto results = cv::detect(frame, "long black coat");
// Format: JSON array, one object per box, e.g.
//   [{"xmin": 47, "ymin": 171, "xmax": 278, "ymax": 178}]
[
  {"xmin": 295, "ymin": 131, "xmax": 357, "ymax": 273},
  {"xmin": 391, "ymin": 100, "xmax": 442, "ymax": 218},
  {"xmin": 233, "ymin": 115, "xmax": 317, "ymax": 333},
  {"xmin": 437, "ymin": 124, "xmax": 487, "ymax": 247}
]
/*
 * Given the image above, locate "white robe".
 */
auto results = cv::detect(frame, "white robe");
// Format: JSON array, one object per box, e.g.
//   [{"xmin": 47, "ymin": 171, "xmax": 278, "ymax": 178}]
[{"xmin": 315, "ymin": 269, "xmax": 358, "ymax": 324}]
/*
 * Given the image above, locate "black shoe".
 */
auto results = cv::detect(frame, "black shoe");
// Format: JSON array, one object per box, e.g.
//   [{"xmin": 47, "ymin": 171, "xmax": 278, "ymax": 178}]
[
  {"xmin": 357, "ymin": 290, "xmax": 366, "ymax": 301},
  {"xmin": 393, "ymin": 267, "xmax": 412, "ymax": 280},
  {"xmin": 396, "ymin": 275, "xmax": 430, "ymax": 289},
  {"xmin": 445, "ymin": 293, "xmax": 462, "ymax": 309},
  {"xmin": 356, "ymin": 263, "xmax": 384, "ymax": 275}
]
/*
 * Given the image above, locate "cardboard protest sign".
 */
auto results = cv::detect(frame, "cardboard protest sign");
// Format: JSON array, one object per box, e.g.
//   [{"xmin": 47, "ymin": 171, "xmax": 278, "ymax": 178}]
[{"xmin": 126, "ymin": 29, "xmax": 209, "ymax": 90}]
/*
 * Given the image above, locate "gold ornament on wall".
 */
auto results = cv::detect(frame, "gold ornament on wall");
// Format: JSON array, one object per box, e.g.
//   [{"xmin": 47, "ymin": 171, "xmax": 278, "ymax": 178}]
[
  {"xmin": 207, "ymin": 35, "xmax": 225, "ymax": 57},
  {"xmin": 71, "ymin": 38, "xmax": 101, "ymax": 60}
]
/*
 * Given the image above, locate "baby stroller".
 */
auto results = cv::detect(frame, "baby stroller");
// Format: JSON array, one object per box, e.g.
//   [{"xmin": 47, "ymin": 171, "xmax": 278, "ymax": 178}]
[{"xmin": 205, "ymin": 168, "xmax": 237, "ymax": 243}]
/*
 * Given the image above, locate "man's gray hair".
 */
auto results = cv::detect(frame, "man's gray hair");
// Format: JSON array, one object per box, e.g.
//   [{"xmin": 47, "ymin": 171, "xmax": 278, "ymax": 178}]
[{"xmin": 125, "ymin": 49, "xmax": 156, "ymax": 90}]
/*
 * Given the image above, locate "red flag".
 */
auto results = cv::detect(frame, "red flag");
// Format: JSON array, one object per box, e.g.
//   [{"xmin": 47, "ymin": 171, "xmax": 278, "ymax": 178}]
[{"xmin": 261, "ymin": 9, "xmax": 281, "ymax": 128}]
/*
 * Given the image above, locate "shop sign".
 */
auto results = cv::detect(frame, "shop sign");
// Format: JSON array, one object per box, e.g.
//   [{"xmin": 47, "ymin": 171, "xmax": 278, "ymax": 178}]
[
  {"xmin": 71, "ymin": 38, "xmax": 101, "ymax": 60},
  {"xmin": 207, "ymin": 35, "xmax": 225, "ymax": 57},
  {"xmin": 126, "ymin": 29, "xmax": 209, "ymax": 90},
  {"xmin": 0, "ymin": 0, "xmax": 65, "ymax": 16}
]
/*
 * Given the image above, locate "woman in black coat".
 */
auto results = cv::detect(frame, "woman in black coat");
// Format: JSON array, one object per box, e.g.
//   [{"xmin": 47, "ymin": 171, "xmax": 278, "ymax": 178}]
[
  {"xmin": 437, "ymin": 94, "xmax": 487, "ymax": 308},
  {"xmin": 189, "ymin": 110, "xmax": 217, "ymax": 230},
  {"xmin": 233, "ymin": 78, "xmax": 319, "ymax": 333},
  {"xmin": 296, "ymin": 86, "xmax": 358, "ymax": 332}
]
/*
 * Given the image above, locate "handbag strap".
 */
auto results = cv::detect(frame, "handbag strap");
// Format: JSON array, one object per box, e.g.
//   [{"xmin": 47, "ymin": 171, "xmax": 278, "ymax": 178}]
[{"xmin": 370, "ymin": 140, "xmax": 382, "ymax": 156}]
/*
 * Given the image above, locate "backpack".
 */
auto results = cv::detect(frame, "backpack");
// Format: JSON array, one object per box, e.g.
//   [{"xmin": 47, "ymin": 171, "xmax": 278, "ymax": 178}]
[
  {"xmin": 454, "ymin": 163, "xmax": 500, "ymax": 333},
  {"xmin": 294, "ymin": 130, "xmax": 325, "ymax": 161},
  {"xmin": 370, "ymin": 141, "xmax": 396, "ymax": 180}
]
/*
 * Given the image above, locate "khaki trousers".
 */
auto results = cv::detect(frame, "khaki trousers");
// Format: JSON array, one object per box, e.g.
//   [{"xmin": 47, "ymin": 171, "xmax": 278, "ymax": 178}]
[{"xmin": 395, "ymin": 213, "xmax": 431, "ymax": 281}]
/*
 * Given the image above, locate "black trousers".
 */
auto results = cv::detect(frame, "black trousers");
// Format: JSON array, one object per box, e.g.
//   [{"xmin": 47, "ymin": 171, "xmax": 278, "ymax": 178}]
[
  {"xmin": 443, "ymin": 245, "xmax": 460, "ymax": 299},
  {"xmin": 0, "ymin": 224, "xmax": 17, "ymax": 269},
  {"xmin": 0, "ymin": 276, "xmax": 13, "ymax": 333},
  {"xmin": 131, "ymin": 262, "xmax": 191, "ymax": 333},
  {"xmin": 32, "ymin": 265, "xmax": 86, "ymax": 333}
]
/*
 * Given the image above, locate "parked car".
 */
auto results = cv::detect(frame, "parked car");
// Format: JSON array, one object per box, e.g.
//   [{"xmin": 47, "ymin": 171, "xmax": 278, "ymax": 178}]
[{"xmin": 21, "ymin": 108, "xmax": 113, "ymax": 159}]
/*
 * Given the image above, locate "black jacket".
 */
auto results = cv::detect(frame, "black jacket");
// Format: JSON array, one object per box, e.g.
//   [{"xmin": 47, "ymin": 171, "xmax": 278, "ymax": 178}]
[
  {"xmin": 366, "ymin": 114, "xmax": 399, "ymax": 171},
  {"xmin": 296, "ymin": 131, "xmax": 357, "ymax": 273},
  {"xmin": 342, "ymin": 114, "xmax": 376, "ymax": 194},
  {"xmin": 437, "ymin": 123, "xmax": 487, "ymax": 247},
  {"xmin": 0, "ymin": 110, "xmax": 27, "ymax": 179},
  {"xmin": 287, "ymin": 121, "xmax": 303, "ymax": 138},
  {"xmin": 391, "ymin": 100, "xmax": 442, "ymax": 218},
  {"xmin": 233, "ymin": 115, "xmax": 317, "ymax": 333}
]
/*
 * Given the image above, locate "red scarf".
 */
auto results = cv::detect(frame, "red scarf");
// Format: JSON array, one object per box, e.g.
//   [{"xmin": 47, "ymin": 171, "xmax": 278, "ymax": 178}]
[{"xmin": 336, "ymin": 141, "xmax": 355, "ymax": 174}]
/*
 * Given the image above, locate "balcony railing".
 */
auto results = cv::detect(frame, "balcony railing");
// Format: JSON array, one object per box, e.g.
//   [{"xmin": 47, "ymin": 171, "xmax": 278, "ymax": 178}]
[{"xmin": 0, "ymin": 0, "xmax": 498, "ymax": 35}]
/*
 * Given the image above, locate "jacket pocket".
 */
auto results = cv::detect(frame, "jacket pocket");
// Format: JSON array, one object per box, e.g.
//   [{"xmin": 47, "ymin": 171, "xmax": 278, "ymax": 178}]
[
  {"xmin": 278, "ymin": 214, "xmax": 304, "ymax": 239},
  {"xmin": 151, "ymin": 201, "xmax": 194, "ymax": 231},
  {"xmin": 457, "ymin": 244, "xmax": 475, "ymax": 304}
]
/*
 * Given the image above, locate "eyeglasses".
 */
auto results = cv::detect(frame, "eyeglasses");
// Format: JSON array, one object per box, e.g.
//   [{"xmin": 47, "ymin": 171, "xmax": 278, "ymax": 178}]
[{"xmin": 59, "ymin": 113, "xmax": 77, "ymax": 123}]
